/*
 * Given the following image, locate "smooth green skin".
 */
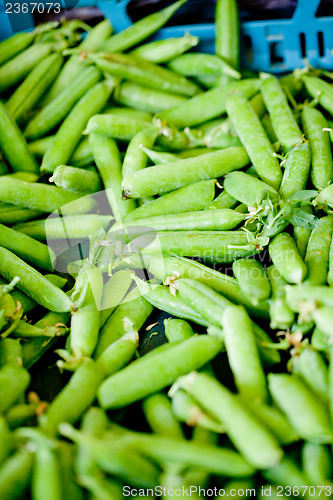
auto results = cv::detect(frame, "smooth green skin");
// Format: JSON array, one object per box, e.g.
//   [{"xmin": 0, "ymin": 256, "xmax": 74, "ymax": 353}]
[
  {"xmin": 180, "ymin": 372, "xmax": 283, "ymax": 470},
  {"xmin": 98, "ymin": 335, "xmax": 223, "ymax": 409},
  {"xmin": 50, "ymin": 165, "xmax": 102, "ymax": 194},
  {"xmin": 303, "ymin": 75, "xmax": 333, "ymax": 116},
  {"xmin": 40, "ymin": 359, "xmax": 104, "ymax": 436},
  {"xmin": 57, "ymin": 443, "xmax": 85, "ymax": 500},
  {"xmin": 0, "ymin": 42, "xmax": 54, "ymax": 93},
  {"xmin": 41, "ymin": 81, "xmax": 113, "ymax": 173},
  {"xmin": 0, "ymin": 417, "xmax": 12, "ymax": 466},
  {"xmin": 6, "ymin": 53, "xmax": 63, "ymax": 124},
  {"xmin": 222, "ymin": 305, "xmax": 268, "ymax": 402},
  {"xmin": 168, "ymin": 52, "xmax": 241, "ymax": 79},
  {"xmin": 105, "ymin": 106, "xmax": 153, "ymax": 123},
  {"xmin": 226, "ymin": 92, "xmax": 282, "ymax": 190},
  {"xmin": 175, "ymin": 278, "xmax": 279, "ymax": 365},
  {"xmin": 268, "ymin": 373, "xmax": 332, "ymax": 444},
  {"xmin": 14, "ymin": 214, "xmax": 112, "ymax": 240},
  {"xmin": 160, "ymin": 79, "xmax": 260, "ymax": 128},
  {"xmin": 260, "ymin": 74, "xmax": 302, "ymax": 150},
  {"xmin": 124, "ymin": 180, "xmax": 216, "ymax": 221},
  {"xmin": 100, "ymin": 270, "xmax": 133, "ymax": 318},
  {"xmin": 92, "ymin": 52, "xmax": 200, "ymax": 97},
  {"xmin": 0, "ymin": 31, "xmax": 35, "ymax": 65},
  {"xmin": 215, "ymin": 0, "xmax": 240, "ymax": 70},
  {"xmin": 114, "ymin": 81, "xmax": 186, "ymax": 113},
  {"xmin": 140, "ymin": 146, "xmax": 178, "ymax": 165},
  {"xmin": 28, "ymin": 135, "xmax": 55, "ymax": 157},
  {"xmin": 21, "ymin": 312, "xmax": 70, "ymax": 369},
  {"xmin": 43, "ymin": 19, "xmax": 112, "ymax": 105},
  {"xmin": 97, "ymin": 331, "xmax": 138, "ymax": 378},
  {"xmin": 0, "ymin": 222, "xmax": 54, "ymax": 271},
  {"xmin": 330, "ymin": 346, "xmax": 333, "ymax": 431},
  {"xmin": 293, "ymin": 348, "xmax": 329, "ymax": 404},
  {"xmin": 313, "ymin": 307, "xmax": 333, "ymax": 337},
  {"xmin": 302, "ymin": 442, "xmax": 333, "ymax": 486},
  {"xmin": 232, "ymin": 259, "xmax": 271, "ymax": 306},
  {"xmin": 103, "ymin": 0, "xmax": 187, "ymax": 53},
  {"xmin": 143, "ymin": 393, "xmax": 184, "ymax": 438},
  {"xmin": 89, "ymin": 133, "xmax": 136, "ymax": 220},
  {"xmin": 280, "ymin": 142, "xmax": 311, "ymax": 200},
  {"xmin": 0, "ymin": 101, "xmax": 39, "ymax": 173},
  {"xmin": 85, "ymin": 114, "xmax": 155, "ymax": 142},
  {"xmin": 263, "ymin": 457, "xmax": 312, "ymax": 495},
  {"xmin": 122, "ymin": 128, "xmax": 158, "ymax": 180},
  {"xmin": 32, "ymin": 445, "xmax": 62, "ymax": 500},
  {"xmin": 0, "ymin": 364, "xmax": 30, "ymax": 413},
  {"xmin": 0, "ymin": 338, "xmax": 22, "ymax": 367},
  {"xmin": 293, "ymin": 206, "xmax": 313, "ymax": 259},
  {"xmin": 328, "ymin": 237, "xmax": 333, "ymax": 286},
  {"xmin": 224, "ymin": 171, "xmax": 279, "ymax": 206},
  {"xmin": 71, "ymin": 137, "xmax": 94, "ymax": 167},
  {"xmin": 24, "ymin": 65, "xmax": 101, "ymax": 139},
  {"xmin": 205, "ymin": 190, "xmax": 237, "ymax": 210},
  {"xmin": 302, "ymin": 106, "xmax": 333, "ymax": 190},
  {"xmin": 0, "ymin": 247, "xmax": 71, "ymax": 312},
  {"xmin": 0, "ymin": 176, "xmax": 95, "ymax": 214},
  {"xmin": 164, "ymin": 318, "xmax": 194, "ymax": 343},
  {"xmin": 94, "ymin": 291, "xmax": 153, "ymax": 358},
  {"xmin": 141, "ymin": 230, "xmax": 259, "ymax": 264},
  {"xmin": 267, "ymin": 265, "xmax": 294, "ymax": 330},
  {"xmin": 122, "ymin": 147, "xmax": 249, "ymax": 198},
  {"xmin": 0, "ymin": 450, "xmax": 33, "ymax": 500},
  {"xmin": 114, "ymin": 208, "xmax": 245, "ymax": 233},
  {"xmin": 0, "ymin": 204, "xmax": 42, "ymax": 224},
  {"xmin": 304, "ymin": 215, "xmax": 333, "ymax": 286},
  {"xmin": 131, "ymin": 33, "xmax": 199, "ymax": 63},
  {"xmin": 269, "ymin": 232, "xmax": 307, "ymax": 284}
]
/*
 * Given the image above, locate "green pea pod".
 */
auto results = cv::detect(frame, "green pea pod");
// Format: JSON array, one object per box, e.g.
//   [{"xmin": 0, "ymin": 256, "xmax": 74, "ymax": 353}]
[
  {"xmin": 226, "ymin": 92, "xmax": 282, "ymax": 190},
  {"xmin": 302, "ymin": 442, "xmax": 333, "ymax": 486},
  {"xmin": 0, "ymin": 247, "xmax": 71, "ymax": 312},
  {"xmin": 32, "ymin": 442, "xmax": 62, "ymax": 500},
  {"xmin": 102, "ymin": 0, "xmax": 187, "ymax": 53},
  {"xmin": 57, "ymin": 443, "xmax": 85, "ymax": 500},
  {"xmin": 168, "ymin": 52, "xmax": 241, "ymax": 80},
  {"xmin": 98, "ymin": 335, "xmax": 223, "ymax": 409},
  {"xmin": 269, "ymin": 232, "xmax": 307, "ymax": 284},
  {"xmin": 143, "ymin": 393, "xmax": 184, "ymax": 438},
  {"xmin": 131, "ymin": 33, "xmax": 199, "ymax": 63},
  {"xmin": 24, "ymin": 65, "xmax": 101, "ymax": 140},
  {"xmin": 6, "ymin": 53, "xmax": 63, "ymax": 124},
  {"xmin": 176, "ymin": 372, "xmax": 283, "ymax": 470},
  {"xmin": 0, "ymin": 42, "xmax": 54, "ymax": 94},
  {"xmin": 205, "ymin": 190, "xmax": 238, "ymax": 210},
  {"xmin": 314, "ymin": 183, "xmax": 333, "ymax": 212},
  {"xmin": 105, "ymin": 106, "xmax": 153, "ymax": 123},
  {"xmin": 0, "ymin": 417, "xmax": 12, "ymax": 466},
  {"xmin": 41, "ymin": 81, "xmax": 114, "ymax": 173},
  {"xmin": 49, "ymin": 165, "xmax": 102, "ymax": 194},
  {"xmin": 122, "ymin": 127, "xmax": 159, "ymax": 180},
  {"xmin": 292, "ymin": 347, "xmax": 329, "ymax": 404},
  {"xmin": 0, "ymin": 450, "xmax": 33, "ymax": 500},
  {"xmin": 85, "ymin": 113, "xmax": 156, "ymax": 142},
  {"xmin": 267, "ymin": 265, "xmax": 294, "ymax": 330},
  {"xmin": 279, "ymin": 142, "xmax": 311, "ymax": 200},
  {"xmin": 304, "ymin": 215, "xmax": 333, "ymax": 286},
  {"xmin": 312, "ymin": 307, "xmax": 333, "ymax": 337},
  {"xmin": 97, "ymin": 330, "xmax": 139, "ymax": 378},
  {"xmin": 232, "ymin": 258, "xmax": 271, "ymax": 306},
  {"xmin": 268, "ymin": 373, "xmax": 332, "ymax": 443},
  {"xmin": 260, "ymin": 73, "xmax": 302, "ymax": 150},
  {"xmin": 293, "ymin": 206, "xmax": 313, "ymax": 259},
  {"xmin": 0, "ymin": 337, "xmax": 22, "ymax": 368},
  {"xmin": 215, "ymin": 0, "xmax": 240, "ymax": 73},
  {"xmin": 224, "ymin": 170, "xmax": 279, "ymax": 206},
  {"xmin": 0, "ymin": 363, "xmax": 30, "ymax": 413},
  {"xmin": 303, "ymin": 75, "xmax": 333, "ymax": 116},
  {"xmin": 164, "ymin": 318, "xmax": 194, "ymax": 343},
  {"xmin": 0, "ymin": 30, "xmax": 35, "ymax": 65},
  {"xmin": 302, "ymin": 106, "xmax": 333, "ymax": 190},
  {"xmin": 160, "ymin": 79, "xmax": 260, "ymax": 128}
]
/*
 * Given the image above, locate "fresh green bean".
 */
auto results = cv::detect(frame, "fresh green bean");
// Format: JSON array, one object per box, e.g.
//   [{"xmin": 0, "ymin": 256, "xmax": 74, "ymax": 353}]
[
  {"xmin": 215, "ymin": 0, "xmax": 240, "ymax": 75},
  {"xmin": 280, "ymin": 142, "xmax": 311, "ymax": 200},
  {"xmin": 269, "ymin": 232, "xmax": 307, "ymax": 284},
  {"xmin": 232, "ymin": 258, "xmax": 271, "ymax": 306},
  {"xmin": 97, "ymin": 330, "xmax": 139, "ymax": 379},
  {"xmin": 0, "ymin": 30, "xmax": 35, "ymax": 65},
  {"xmin": 168, "ymin": 52, "xmax": 241, "ymax": 80},
  {"xmin": 131, "ymin": 33, "xmax": 199, "ymax": 63},
  {"xmin": 49, "ymin": 165, "xmax": 102, "ymax": 194},
  {"xmin": 224, "ymin": 170, "xmax": 279, "ymax": 206},
  {"xmin": 85, "ymin": 113, "xmax": 155, "ymax": 142},
  {"xmin": 41, "ymin": 81, "xmax": 114, "ymax": 173},
  {"xmin": 304, "ymin": 215, "xmax": 333, "ymax": 286}
]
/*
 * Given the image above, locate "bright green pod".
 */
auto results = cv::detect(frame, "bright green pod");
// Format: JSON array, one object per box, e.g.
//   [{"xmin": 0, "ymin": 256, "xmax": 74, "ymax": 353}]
[
  {"xmin": 122, "ymin": 127, "xmax": 159, "ymax": 180},
  {"xmin": 168, "ymin": 52, "xmax": 241, "ymax": 79},
  {"xmin": 215, "ymin": 0, "xmax": 240, "ymax": 71},
  {"xmin": 49, "ymin": 165, "xmax": 102, "ymax": 194},
  {"xmin": 269, "ymin": 232, "xmax": 307, "ymax": 284},
  {"xmin": 292, "ymin": 347, "xmax": 329, "ymax": 404},
  {"xmin": 232, "ymin": 258, "xmax": 271, "ymax": 306},
  {"xmin": 164, "ymin": 318, "xmax": 195, "ymax": 343},
  {"xmin": 85, "ymin": 113, "xmax": 156, "ymax": 143},
  {"xmin": 131, "ymin": 33, "xmax": 199, "ymax": 63},
  {"xmin": 304, "ymin": 215, "xmax": 333, "ymax": 286},
  {"xmin": 142, "ymin": 393, "xmax": 184, "ymax": 438},
  {"xmin": 279, "ymin": 142, "xmax": 311, "ymax": 200},
  {"xmin": 302, "ymin": 442, "xmax": 333, "ymax": 486},
  {"xmin": 224, "ymin": 171, "xmax": 279, "ymax": 206},
  {"xmin": 303, "ymin": 75, "xmax": 333, "ymax": 116},
  {"xmin": 267, "ymin": 265, "xmax": 294, "ymax": 330},
  {"xmin": 0, "ymin": 450, "xmax": 33, "ymax": 500},
  {"xmin": 0, "ymin": 31, "xmax": 35, "ymax": 65},
  {"xmin": 0, "ymin": 363, "xmax": 30, "ymax": 413}
]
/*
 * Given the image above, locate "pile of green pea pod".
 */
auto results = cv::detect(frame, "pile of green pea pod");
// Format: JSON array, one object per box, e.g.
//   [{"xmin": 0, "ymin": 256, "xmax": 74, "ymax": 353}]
[{"xmin": 1, "ymin": 0, "xmax": 333, "ymax": 497}]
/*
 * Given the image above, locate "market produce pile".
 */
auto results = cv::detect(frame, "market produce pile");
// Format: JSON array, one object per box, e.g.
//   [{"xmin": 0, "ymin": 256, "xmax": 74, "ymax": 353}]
[{"xmin": 0, "ymin": 0, "xmax": 333, "ymax": 498}]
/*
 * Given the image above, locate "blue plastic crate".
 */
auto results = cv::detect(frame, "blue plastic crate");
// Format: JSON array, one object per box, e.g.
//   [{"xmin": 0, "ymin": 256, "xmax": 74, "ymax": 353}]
[{"xmin": 1, "ymin": 0, "xmax": 333, "ymax": 73}]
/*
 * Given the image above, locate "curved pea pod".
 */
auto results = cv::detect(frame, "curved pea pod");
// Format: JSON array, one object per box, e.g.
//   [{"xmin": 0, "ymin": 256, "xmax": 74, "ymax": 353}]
[
  {"xmin": 131, "ymin": 33, "xmax": 199, "ymax": 63},
  {"xmin": 6, "ymin": 53, "xmax": 63, "ymax": 125},
  {"xmin": 304, "ymin": 215, "xmax": 333, "ymax": 286},
  {"xmin": 24, "ymin": 65, "xmax": 101, "ymax": 140},
  {"xmin": 103, "ymin": 0, "xmax": 187, "ymax": 52},
  {"xmin": 98, "ymin": 335, "xmax": 223, "ymax": 409},
  {"xmin": 0, "ymin": 30, "xmax": 35, "ymax": 65},
  {"xmin": 222, "ymin": 305, "xmax": 268, "ymax": 402},
  {"xmin": 176, "ymin": 372, "xmax": 283, "ymax": 470},
  {"xmin": 215, "ymin": 0, "xmax": 240, "ymax": 74},
  {"xmin": 85, "ymin": 113, "xmax": 155, "ymax": 142},
  {"xmin": 293, "ymin": 206, "xmax": 313, "ymax": 259},
  {"xmin": 160, "ymin": 79, "xmax": 260, "ymax": 129},
  {"xmin": 267, "ymin": 266, "xmax": 294, "ymax": 330},
  {"xmin": 292, "ymin": 347, "xmax": 329, "ymax": 404},
  {"xmin": 302, "ymin": 442, "xmax": 333, "ymax": 486},
  {"xmin": 232, "ymin": 258, "xmax": 270, "ymax": 306},
  {"xmin": 124, "ymin": 180, "xmax": 216, "ymax": 221},
  {"xmin": 31, "ymin": 440, "xmax": 62, "ymax": 500},
  {"xmin": 224, "ymin": 171, "xmax": 279, "ymax": 206},
  {"xmin": 41, "ymin": 81, "xmax": 114, "ymax": 173},
  {"xmin": 303, "ymin": 75, "xmax": 333, "ymax": 116},
  {"xmin": 226, "ymin": 92, "xmax": 282, "ymax": 190},
  {"xmin": 0, "ymin": 363, "xmax": 30, "ymax": 413},
  {"xmin": 0, "ymin": 450, "xmax": 33, "ymax": 500},
  {"xmin": 164, "ymin": 318, "xmax": 194, "ymax": 343},
  {"xmin": 260, "ymin": 73, "xmax": 302, "ymax": 150},
  {"xmin": 122, "ymin": 127, "xmax": 159, "ymax": 180},
  {"xmin": 205, "ymin": 190, "xmax": 238, "ymax": 210},
  {"xmin": 168, "ymin": 52, "xmax": 241, "ymax": 80},
  {"xmin": 97, "ymin": 330, "xmax": 139, "ymax": 379},
  {"xmin": 280, "ymin": 142, "xmax": 311, "ymax": 200},
  {"xmin": 0, "ymin": 247, "xmax": 71, "ymax": 312},
  {"xmin": 268, "ymin": 373, "xmax": 332, "ymax": 443},
  {"xmin": 302, "ymin": 106, "xmax": 333, "ymax": 190},
  {"xmin": 0, "ymin": 42, "xmax": 54, "ymax": 94},
  {"xmin": 143, "ymin": 393, "xmax": 184, "ymax": 438},
  {"xmin": 269, "ymin": 232, "xmax": 307, "ymax": 284},
  {"xmin": 114, "ymin": 81, "xmax": 186, "ymax": 114},
  {"xmin": 122, "ymin": 147, "xmax": 249, "ymax": 198},
  {"xmin": 49, "ymin": 165, "xmax": 102, "ymax": 194}
]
